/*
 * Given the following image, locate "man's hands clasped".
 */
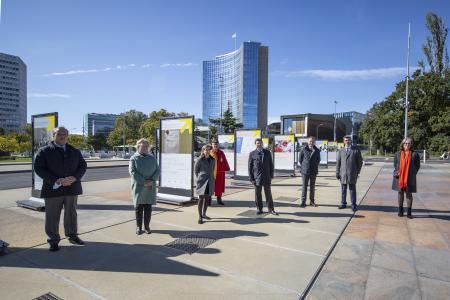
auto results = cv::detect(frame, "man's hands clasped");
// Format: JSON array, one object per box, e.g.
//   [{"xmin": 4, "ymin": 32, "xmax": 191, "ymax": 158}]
[{"xmin": 56, "ymin": 176, "xmax": 77, "ymax": 187}]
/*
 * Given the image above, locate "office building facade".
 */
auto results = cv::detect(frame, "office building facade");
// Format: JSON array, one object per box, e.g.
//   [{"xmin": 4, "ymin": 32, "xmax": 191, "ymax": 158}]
[
  {"xmin": 0, "ymin": 53, "xmax": 27, "ymax": 133},
  {"xmin": 280, "ymin": 111, "xmax": 366, "ymax": 143},
  {"xmin": 84, "ymin": 113, "xmax": 119, "ymax": 137},
  {"xmin": 203, "ymin": 41, "xmax": 268, "ymax": 129}
]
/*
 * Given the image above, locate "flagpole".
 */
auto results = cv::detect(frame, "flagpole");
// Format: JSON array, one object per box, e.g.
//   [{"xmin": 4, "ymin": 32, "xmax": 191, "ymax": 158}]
[{"xmin": 404, "ymin": 23, "xmax": 411, "ymax": 139}]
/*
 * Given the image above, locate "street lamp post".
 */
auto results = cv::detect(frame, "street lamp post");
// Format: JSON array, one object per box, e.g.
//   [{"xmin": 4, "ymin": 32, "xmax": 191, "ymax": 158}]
[
  {"xmin": 219, "ymin": 76, "xmax": 224, "ymax": 133},
  {"xmin": 404, "ymin": 23, "xmax": 411, "ymax": 138},
  {"xmin": 333, "ymin": 101, "xmax": 338, "ymax": 142},
  {"xmin": 316, "ymin": 123, "xmax": 324, "ymax": 140}
]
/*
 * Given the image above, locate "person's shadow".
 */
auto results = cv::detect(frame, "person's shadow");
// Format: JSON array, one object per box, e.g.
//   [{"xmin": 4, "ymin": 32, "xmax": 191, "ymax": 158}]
[{"xmin": 2, "ymin": 229, "xmax": 269, "ymax": 277}]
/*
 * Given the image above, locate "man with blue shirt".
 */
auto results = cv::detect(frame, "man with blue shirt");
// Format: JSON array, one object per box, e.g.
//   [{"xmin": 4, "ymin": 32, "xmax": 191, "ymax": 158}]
[{"xmin": 34, "ymin": 127, "xmax": 87, "ymax": 251}]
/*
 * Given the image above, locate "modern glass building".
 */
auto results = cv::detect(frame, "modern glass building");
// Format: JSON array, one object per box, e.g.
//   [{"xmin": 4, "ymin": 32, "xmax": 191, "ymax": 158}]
[
  {"xmin": 84, "ymin": 113, "xmax": 119, "ymax": 137},
  {"xmin": 203, "ymin": 41, "xmax": 268, "ymax": 130},
  {"xmin": 0, "ymin": 53, "xmax": 27, "ymax": 133}
]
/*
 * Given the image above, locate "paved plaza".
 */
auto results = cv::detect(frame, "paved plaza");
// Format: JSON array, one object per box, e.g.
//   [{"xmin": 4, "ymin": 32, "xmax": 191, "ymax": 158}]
[{"xmin": 0, "ymin": 162, "xmax": 449, "ymax": 299}]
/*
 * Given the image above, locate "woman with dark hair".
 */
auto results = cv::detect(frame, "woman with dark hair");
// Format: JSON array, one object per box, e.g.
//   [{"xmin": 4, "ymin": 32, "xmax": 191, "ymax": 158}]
[
  {"xmin": 194, "ymin": 144, "xmax": 215, "ymax": 224},
  {"xmin": 392, "ymin": 138, "xmax": 420, "ymax": 218}
]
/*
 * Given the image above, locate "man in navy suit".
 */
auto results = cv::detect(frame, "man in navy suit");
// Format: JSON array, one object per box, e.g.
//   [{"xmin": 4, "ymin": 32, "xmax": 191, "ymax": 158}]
[
  {"xmin": 248, "ymin": 138, "xmax": 278, "ymax": 215},
  {"xmin": 336, "ymin": 135, "xmax": 363, "ymax": 212}
]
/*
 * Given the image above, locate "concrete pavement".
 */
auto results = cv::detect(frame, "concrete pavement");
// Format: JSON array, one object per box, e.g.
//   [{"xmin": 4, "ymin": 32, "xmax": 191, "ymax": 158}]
[
  {"xmin": 2, "ymin": 162, "xmax": 447, "ymax": 299},
  {"xmin": 307, "ymin": 164, "xmax": 450, "ymax": 299}
]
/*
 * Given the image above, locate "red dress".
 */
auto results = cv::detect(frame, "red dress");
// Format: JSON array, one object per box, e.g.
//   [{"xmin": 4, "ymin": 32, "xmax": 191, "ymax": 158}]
[{"xmin": 210, "ymin": 149, "xmax": 230, "ymax": 197}]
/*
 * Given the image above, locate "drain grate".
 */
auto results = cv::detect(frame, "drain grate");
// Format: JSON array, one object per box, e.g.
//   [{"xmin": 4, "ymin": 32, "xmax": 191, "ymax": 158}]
[
  {"xmin": 275, "ymin": 196, "xmax": 299, "ymax": 202},
  {"xmin": 237, "ymin": 209, "xmax": 267, "ymax": 218},
  {"xmin": 33, "ymin": 293, "xmax": 63, "ymax": 300},
  {"xmin": 165, "ymin": 234, "xmax": 217, "ymax": 254}
]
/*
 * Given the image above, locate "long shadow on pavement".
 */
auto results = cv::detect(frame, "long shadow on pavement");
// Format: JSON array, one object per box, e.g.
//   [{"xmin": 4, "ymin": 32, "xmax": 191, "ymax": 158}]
[
  {"xmin": 2, "ymin": 229, "xmax": 269, "ymax": 277},
  {"xmin": 2, "ymin": 242, "xmax": 218, "ymax": 276}
]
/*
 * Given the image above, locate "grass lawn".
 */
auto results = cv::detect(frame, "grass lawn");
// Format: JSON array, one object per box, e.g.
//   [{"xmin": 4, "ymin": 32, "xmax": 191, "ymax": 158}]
[{"xmin": 0, "ymin": 157, "xmax": 32, "ymax": 163}]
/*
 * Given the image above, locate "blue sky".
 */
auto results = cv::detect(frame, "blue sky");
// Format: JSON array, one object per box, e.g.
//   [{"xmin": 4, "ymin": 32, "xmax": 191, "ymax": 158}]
[{"xmin": 0, "ymin": 0, "xmax": 449, "ymax": 133}]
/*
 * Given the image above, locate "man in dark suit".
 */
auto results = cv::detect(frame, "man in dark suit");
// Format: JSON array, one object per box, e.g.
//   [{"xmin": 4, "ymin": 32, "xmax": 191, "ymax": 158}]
[
  {"xmin": 34, "ymin": 127, "xmax": 87, "ymax": 251},
  {"xmin": 299, "ymin": 136, "xmax": 321, "ymax": 207},
  {"xmin": 248, "ymin": 138, "xmax": 278, "ymax": 215},
  {"xmin": 336, "ymin": 135, "xmax": 363, "ymax": 212}
]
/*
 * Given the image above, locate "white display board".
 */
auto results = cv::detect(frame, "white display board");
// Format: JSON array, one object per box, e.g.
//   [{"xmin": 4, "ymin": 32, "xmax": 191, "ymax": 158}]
[
  {"xmin": 274, "ymin": 135, "xmax": 295, "ymax": 172},
  {"xmin": 327, "ymin": 141, "xmax": 338, "ymax": 163},
  {"xmin": 316, "ymin": 140, "xmax": 328, "ymax": 165},
  {"xmin": 218, "ymin": 134, "xmax": 234, "ymax": 172},
  {"xmin": 234, "ymin": 129, "xmax": 261, "ymax": 180},
  {"xmin": 159, "ymin": 117, "xmax": 194, "ymax": 199}
]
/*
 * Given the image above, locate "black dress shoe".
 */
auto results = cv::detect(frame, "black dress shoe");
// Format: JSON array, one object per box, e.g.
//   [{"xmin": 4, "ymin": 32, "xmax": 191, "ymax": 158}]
[
  {"xmin": 144, "ymin": 228, "xmax": 152, "ymax": 234},
  {"xmin": 310, "ymin": 201, "xmax": 318, "ymax": 207},
  {"xmin": 136, "ymin": 228, "xmax": 143, "ymax": 235},
  {"xmin": 68, "ymin": 236, "xmax": 85, "ymax": 245},
  {"xmin": 49, "ymin": 243, "xmax": 60, "ymax": 252},
  {"xmin": 269, "ymin": 210, "xmax": 279, "ymax": 216},
  {"xmin": 351, "ymin": 205, "xmax": 358, "ymax": 212},
  {"xmin": 300, "ymin": 202, "xmax": 306, "ymax": 208},
  {"xmin": 198, "ymin": 218, "xmax": 204, "ymax": 224},
  {"xmin": 256, "ymin": 210, "xmax": 264, "ymax": 215},
  {"xmin": 338, "ymin": 205, "xmax": 347, "ymax": 209}
]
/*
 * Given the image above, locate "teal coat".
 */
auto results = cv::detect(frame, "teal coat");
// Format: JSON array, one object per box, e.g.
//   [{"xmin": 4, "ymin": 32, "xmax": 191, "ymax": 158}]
[{"xmin": 129, "ymin": 153, "xmax": 160, "ymax": 207}]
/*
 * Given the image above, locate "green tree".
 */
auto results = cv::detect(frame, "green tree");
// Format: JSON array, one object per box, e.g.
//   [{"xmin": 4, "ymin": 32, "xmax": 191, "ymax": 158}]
[
  {"xmin": 0, "ymin": 136, "xmax": 19, "ymax": 153},
  {"xmin": 107, "ymin": 110, "xmax": 148, "ymax": 147},
  {"xmin": 360, "ymin": 12, "xmax": 450, "ymax": 154},
  {"xmin": 87, "ymin": 133, "xmax": 108, "ymax": 151},
  {"xmin": 0, "ymin": 127, "xmax": 5, "ymax": 136},
  {"xmin": 68, "ymin": 134, "xmax": 88, "ymax": 150},
  {"xmin": 139, "ymin": 109, "xmax": 175, "ymax": 145},
  {"xmin": 419, "ymin": 12, "xmax": 449, "ymax": 76},
  {"xmin": 209, "ymin": 109, "xmax": 243, "ymax": 134}
]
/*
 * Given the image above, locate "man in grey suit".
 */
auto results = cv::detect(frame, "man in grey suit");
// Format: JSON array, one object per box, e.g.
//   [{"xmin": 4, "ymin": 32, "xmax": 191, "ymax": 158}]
[
  {"xmin": 299, "ymin": 136, "xmax": 321, "ymax": 207},
  {"xmin": 34, "ymin": 127, "xmax": 87, "ymax": 251},
  {"xmin": 336, "ymin": 135, "xmax": 363, "ymax": 212},
  {"xmin": 248, "ymin": 138, "xmax": 278, "ymax": 215}
]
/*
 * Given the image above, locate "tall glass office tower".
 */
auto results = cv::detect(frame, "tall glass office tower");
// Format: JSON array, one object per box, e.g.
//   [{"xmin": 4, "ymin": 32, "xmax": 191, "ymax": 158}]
[
  {"xmin": 203, "ymin": 41, "xmax": 268, "ymax": 129},
  {"xmin": 0, "ymin": 53, "xmax": 27, "ymax": 133}
]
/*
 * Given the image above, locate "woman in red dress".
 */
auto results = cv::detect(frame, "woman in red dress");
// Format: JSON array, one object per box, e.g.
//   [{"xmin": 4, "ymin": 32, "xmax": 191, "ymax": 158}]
[{"xmin": 210, "ymin": 141, "xmax": 230, "ymax": 205}]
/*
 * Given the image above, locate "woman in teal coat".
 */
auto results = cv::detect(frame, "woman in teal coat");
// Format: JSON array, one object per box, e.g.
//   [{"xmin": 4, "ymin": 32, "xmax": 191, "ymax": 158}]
[{"xmin": 129, "ymin": 138, "xmax": 160, "ymax": 235}]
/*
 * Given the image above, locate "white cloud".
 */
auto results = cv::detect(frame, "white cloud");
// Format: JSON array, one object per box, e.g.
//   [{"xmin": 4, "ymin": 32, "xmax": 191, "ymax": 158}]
[
  {"xmin": 272, "ymin": 67, "xmax": 418, "ymax": 80},
  {"xmin": 28, "ymin": 93, "xmax": 72, "ymax": 99},
  {"xmin": 159, "ymin": 62, "xmax": 198, "ymax": 68},
  {"xmin": 141, "ymin": 64, "xmax": 152, "ymax": 68},
  {"xmin": 267, "ymin": 116, "xmax": 280, "ymax": 124},
  {"xmin": 44, "ymin": 64, "xmax": 137, "ymax": 76}
]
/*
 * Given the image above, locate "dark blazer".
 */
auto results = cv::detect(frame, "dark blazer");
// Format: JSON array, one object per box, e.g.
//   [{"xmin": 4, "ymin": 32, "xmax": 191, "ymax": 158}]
[
  {"xmin": 299, "ymin": 146, "xmax": 321, "ymax": 175},
  {"xmin": 194, "ymin": 156, "xmax": 215, "ymax": 196},
  {"xmin": 248, "ymin": 148, "xmax": 274, "ymax": 185},
  {"xmin": 34, "ymin": 142, "xmax": 87, "ymax": 198},
  {"xmin": 392, "ymin": 151, "xmax": 420, "ymax": 193},
  {"xmin": 336, "ymin": 145, "xmax": 363, "ymax": 184}
]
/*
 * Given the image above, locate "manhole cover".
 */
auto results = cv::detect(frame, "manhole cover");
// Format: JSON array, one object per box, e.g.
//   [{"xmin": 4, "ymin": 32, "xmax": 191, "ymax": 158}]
[
  {"xmin": 237, "ymin": 209, "xmax": 267, "ymax": 218},
  {"xmin": 275, "ymin": 196, "xmax": 298, "ymax": 202},
  {"xmin": 33, "ymin": 293, "xmax": 63, "ymax": 300},
  {"xmin": 165, "ymin": 234, "xmax": 217, "ymax": 254}
]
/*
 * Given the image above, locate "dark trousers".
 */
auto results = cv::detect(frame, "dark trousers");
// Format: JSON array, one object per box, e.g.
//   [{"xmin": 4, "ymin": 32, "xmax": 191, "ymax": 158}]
[
  {"xmin": 301, "ymin": 174, "xmax": 316, "ymax": 203},
  {"xmin": 44, "ymin": 196, "xmax": 78, "ymax": 244},
  {"xmin": 198, "ymin": 195, "xmax": 211, "ymax": 219},
  {"xmin": 398, "ymin": 190, "xmax": 413, "ymax": 208},
  {"xmin": 135, "ymin": 204, "xmax": 152, "ymax": 230},
  {"xmin": 255, "ymin": 184, "xmax": 275, "ymax": 212},
  {"xmin": 341, "ymin": 184, "xmax": 357, "ymax": 206}
]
